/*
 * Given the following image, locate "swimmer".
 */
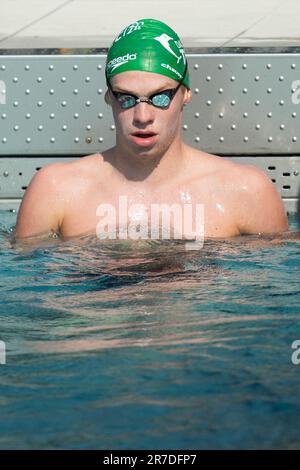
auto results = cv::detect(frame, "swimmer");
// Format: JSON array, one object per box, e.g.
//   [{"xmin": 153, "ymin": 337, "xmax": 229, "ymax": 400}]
[{"xmin": 15, "ymin": 18, "xmax": 288, "ymax": 242}]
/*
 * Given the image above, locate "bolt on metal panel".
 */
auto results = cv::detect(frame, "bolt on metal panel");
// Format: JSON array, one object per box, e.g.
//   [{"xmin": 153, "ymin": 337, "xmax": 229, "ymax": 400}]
[{"xmin": 1, "ymin": 51, "xmax": 300, "ymax": 155}]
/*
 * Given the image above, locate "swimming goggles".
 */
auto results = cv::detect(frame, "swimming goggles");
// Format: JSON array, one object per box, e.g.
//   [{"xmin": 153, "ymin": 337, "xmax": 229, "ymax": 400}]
[{"xmin": 106, "ymin": 63, "xmax": 188, "ymax": 110}]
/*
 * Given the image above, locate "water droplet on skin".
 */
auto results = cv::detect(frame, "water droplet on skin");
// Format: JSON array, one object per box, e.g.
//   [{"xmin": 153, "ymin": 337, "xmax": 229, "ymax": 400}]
[
  {"xmin": 180, "ymin": 191, "xmax": 192, "ymax": 202},
  {"xmin": 216, "ymin": 202, "xmax": 225, "ymax": 213}
]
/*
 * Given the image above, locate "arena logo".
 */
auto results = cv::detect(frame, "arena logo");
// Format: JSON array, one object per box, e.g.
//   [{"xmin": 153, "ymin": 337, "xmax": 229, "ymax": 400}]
[
  {"xmin": 291, "ymin": 340, "xmax": 300, "ymax": 365},
  {"xmin": 0, "ymin": 340, "xmax": 6, "ymax": 365},
  {"xmin": 95, "ymin": 196, "xmax": 204, "ymax": 250},
  {"xmin": 291, "ymin": 80, "xmax": 300, "ymax": 104},
  {"xmin": 0, "ymin": 80, "xmax": 6, "ymax": 105},
  {"xmin": 107, "ymin": 53, "xmax": 137, "ymax": 72}
]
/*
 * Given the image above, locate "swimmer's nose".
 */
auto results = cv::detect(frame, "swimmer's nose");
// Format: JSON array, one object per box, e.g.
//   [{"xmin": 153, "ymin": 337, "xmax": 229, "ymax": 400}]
[{"xmin": 132, "ymin": 101, "xmax": 155, "ymax": 126}]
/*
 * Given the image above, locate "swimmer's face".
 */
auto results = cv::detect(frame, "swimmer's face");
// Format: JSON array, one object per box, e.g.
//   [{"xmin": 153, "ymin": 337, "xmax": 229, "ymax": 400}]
[{"xmin": 105, "ymin": 71, "xmax": 192, "ymax": 159}]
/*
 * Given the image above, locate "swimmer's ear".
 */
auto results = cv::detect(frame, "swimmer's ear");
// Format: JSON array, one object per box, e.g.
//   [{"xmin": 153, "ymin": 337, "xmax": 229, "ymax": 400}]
[
  {"xmin": 105, "ymin": 89, "xmax": 112, "ymax": 106},
  {"xmin": 183, "ymin": 88, "xmax": 192, "ymax": 105},
  {"xmin": 181, "ymin": 88, "xmax": 192, "ymax": 111}
]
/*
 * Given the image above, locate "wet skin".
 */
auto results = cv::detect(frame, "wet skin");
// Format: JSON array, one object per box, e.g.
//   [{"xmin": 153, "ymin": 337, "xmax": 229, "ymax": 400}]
[{"xmin": 15, "ymin": 71, "xmax": 289, "ymax": 242}]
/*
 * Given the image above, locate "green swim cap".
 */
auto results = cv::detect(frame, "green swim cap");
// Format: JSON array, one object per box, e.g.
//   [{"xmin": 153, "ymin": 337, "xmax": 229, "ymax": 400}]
[{"xmin": 105, "ymin": 18, "xmax": 190, "ymax": 89}]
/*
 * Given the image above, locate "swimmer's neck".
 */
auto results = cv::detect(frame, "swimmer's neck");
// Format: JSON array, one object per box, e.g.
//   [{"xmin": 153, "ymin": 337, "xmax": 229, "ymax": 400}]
[{"xmin": 108, "ymin": 138, "xmax": 189, "ymax": 185}]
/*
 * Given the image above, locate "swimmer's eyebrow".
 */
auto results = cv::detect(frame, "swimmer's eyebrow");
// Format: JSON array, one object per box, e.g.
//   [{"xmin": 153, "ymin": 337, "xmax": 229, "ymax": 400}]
[{"xmin": 111, "ymin": 84, "xmax": 176, "ymax": 95}]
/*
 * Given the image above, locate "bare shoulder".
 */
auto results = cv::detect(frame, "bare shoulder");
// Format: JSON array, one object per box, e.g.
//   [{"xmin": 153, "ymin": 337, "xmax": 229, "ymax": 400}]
[
  {"xmin": 36, "ymin": 152, "xmax": 105, "ymax": 189},
  {"xmin": 21, "ymin": 159, "xmax": 69, "ymax": 200},
  {"xmin": 186, "ymin": 147, "xmax": 288, "ymax": 234},
  {"xmin": 15, "ymin": 153, "xmax": 103, "ymax": 238},
  {"xmin": 53, "ymin": 152, "xmax": 104, "ymax": 179},
  {"xmin": 226, "ymin": 160, "xmax": 280, "ymax": 198},
  {"xmin": 187, "ymin": 147, "xmax": 274, "ymax": 189},
  {"xmin": 226, "ymin": 161, "xmax": 289, "ymax": 234},
  {"xmin": 186, "ymin": 147, "xmax": 242, "ymax": 176}
]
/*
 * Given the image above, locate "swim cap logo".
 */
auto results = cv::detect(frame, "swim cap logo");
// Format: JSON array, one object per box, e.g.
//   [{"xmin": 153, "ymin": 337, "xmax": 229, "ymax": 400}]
[
  {"xmin": 154, "ymin": 34, "xmax": 185, "ymax": 65},
  {"xmin": 107, "ymin": 53, "xmax": 138, "ymax": 72},
  {"xmin": 114, "ymin": 21, "xmax": 145, "ymax": 43},
  {"xmin": 161, "ymin": 63, "xmax": 183, "ymax": 80}
]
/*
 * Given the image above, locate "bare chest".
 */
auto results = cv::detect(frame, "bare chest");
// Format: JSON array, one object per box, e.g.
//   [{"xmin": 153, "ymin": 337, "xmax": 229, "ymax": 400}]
[{"xmin": 60, "ymin": 179, "xmax": 240, "ymax": 240}]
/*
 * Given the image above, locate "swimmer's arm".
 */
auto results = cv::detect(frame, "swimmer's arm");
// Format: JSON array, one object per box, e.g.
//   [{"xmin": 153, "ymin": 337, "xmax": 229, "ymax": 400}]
[
  {"xmin": 236, "ymin": 166, "xmax": 289, "ymax": 235},
  {"xmin": 14, "ymin": 163, "xmax": 65, "ymax": 240}
]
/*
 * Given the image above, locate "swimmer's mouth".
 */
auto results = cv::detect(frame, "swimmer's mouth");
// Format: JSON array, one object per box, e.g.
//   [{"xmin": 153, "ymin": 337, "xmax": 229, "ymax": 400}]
[{"xmin": 131, "ymin": 131, "xmax": 157, "ymax": 138}]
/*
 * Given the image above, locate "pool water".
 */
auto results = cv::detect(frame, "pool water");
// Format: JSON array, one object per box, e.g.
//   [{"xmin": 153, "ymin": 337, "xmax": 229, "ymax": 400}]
[{"xmin": 0, "ymin": 211, "xmax": 299, "ymax": 449}]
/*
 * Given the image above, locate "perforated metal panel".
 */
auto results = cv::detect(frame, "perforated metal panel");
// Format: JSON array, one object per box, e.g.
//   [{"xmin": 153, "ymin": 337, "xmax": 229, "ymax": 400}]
[
  {"xmin": 185, "ymin": 52, "xmax": 300, "ymax": 155},
  {"xmin": 0, "ymin": 48, "xmax": 300, "ymax": 215},
  {"xmin": 1, "ymin": 48, "xmax": 300, "ymax": 155},
  {"xmin": 0, "ymin": 53, "xmax": 114, "ymax": 155}
]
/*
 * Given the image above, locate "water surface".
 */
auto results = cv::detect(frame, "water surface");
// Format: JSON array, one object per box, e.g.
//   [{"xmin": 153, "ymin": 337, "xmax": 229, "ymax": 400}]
[{"xmin": 0, "ymin": 211, "xmax": 299, "ymax": 449}]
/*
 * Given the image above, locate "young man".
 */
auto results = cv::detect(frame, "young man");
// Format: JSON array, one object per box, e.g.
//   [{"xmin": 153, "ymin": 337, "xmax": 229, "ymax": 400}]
[{"xmin": 15, "ymin": 18, "xmax": 288, "ymax": 242}]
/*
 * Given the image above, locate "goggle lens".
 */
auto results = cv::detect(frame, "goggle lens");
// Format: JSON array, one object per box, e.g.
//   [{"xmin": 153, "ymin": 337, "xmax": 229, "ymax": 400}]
[
  {"xmin": 151, "ymin": 93, "xmax": 171, "ymax": 108},
  {"xmin": 116, "ymin": 91, "xmax": 174, "ymax": 109}
]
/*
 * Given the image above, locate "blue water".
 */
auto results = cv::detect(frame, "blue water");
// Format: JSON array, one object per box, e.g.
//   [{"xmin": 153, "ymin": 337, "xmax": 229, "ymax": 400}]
[{"xmin": 0, "ymin": 211, "xmax": 299, "ymax": 449}]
